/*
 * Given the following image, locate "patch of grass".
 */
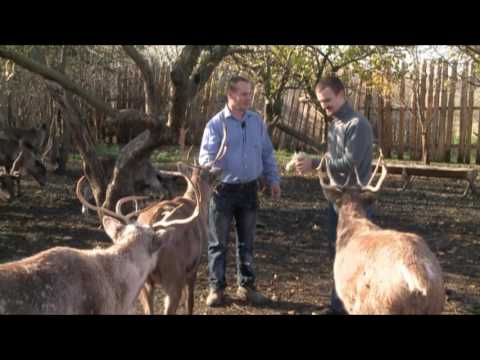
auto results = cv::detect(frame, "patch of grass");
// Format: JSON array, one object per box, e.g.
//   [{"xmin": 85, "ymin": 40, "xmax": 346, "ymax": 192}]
[
  {"xmin": 472, "ymin": 303, "xmax": 480, "ymax": 315},
  {"xmin": 151, "ymin": 146, "xmax": 185, "ymax": 164},
  {"xmin": 69, "ymin": 144, "xmax": 120, "ymax": 162},
  {"xmin": 96, "ymin": 143, "xmax": 120, "ymax": 157}
]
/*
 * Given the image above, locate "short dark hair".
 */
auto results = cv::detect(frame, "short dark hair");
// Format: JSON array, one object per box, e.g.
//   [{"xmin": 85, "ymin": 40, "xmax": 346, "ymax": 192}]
[
  {"xmin": 315, "ymin": 76, "xmax": 345, "ymax": 95},
  {"xmin": 227, "ymin": 76, "xmax": 251, "ymax": 93}
]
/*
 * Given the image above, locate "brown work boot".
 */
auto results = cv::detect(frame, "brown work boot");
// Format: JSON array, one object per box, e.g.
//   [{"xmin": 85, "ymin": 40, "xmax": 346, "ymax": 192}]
[
  {"xmin": 236, "ymin": 286, "xmax": 269, "ymax": 305},
  {"xmin": 206, "ymin": 289, "xmax": 224, "ymax": 307}
]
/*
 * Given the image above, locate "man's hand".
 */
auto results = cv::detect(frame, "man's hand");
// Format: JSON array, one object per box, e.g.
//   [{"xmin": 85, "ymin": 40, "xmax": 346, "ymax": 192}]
[
  {"xmin": 270, "ymin": 183, "xmax": 281, "ymax": 201},
  {"xmin": 294, "ymin": 157, "xmax": 313, "ymax": 175}
]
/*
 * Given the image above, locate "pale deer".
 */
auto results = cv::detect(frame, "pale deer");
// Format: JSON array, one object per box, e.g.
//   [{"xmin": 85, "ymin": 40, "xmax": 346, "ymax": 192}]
[
  {"xmin": 318, "ymin": 153, "xmax": 445, "ymax": 314},
  {"xmin": 0, "ymin": 174, "xmax": 199, "ymax": 314}
]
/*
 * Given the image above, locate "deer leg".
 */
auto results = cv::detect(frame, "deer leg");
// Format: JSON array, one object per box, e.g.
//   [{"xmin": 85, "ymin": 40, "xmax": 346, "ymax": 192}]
[
  {"xmin": 184, "ymin": 277, "xmax": 196, "ymax": 315},
  {"xmin": 400, "ymin": 170, "xmax": 413, "ymax": 191},
  {"xmin": 463, "ymin": 170, "xmax": 478, "ymax": 198},
  {"xmin": 164, "ymin": 286, "xmax": 183, "ymax": 315},
  {"xmin": 138, "ymin": 280, "xmax": 155, "ymax": 315},
  {"xmin": 15, "ymin": 177, "xmax": 21, "ymax": 197}
]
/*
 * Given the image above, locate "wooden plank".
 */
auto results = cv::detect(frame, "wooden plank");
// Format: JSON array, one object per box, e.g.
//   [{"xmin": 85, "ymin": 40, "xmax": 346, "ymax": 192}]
[
  {"xmin": 312, "ymin": 109, "xmax": 318, "ymax": 144},
  {"xmin": 377, "ymin": 90, "xmax": 384, "ymax": 151},
  {"xmin": 284, "ymin": 90, "xmax": 298, "ymax": 150},
  {"xmin": 465, "ymin": 62, "xmax": 475, "ymax": 164},
  {"xmin": 398, "ymin": 63, "xmax": 406, "ymax": 159},
  {"xmin": 410, "ymin": 70, "xmax": 418, "ymax": 158},
  {"xmin": 476, "ymin": 109, "xmax": 480, "ymax": 164},
  {"xmin": 457, "ymin": 63, "xmax": 469, "ymax": 163},
  {"xmin": 383, "ymin": 87, "xmax": 392, "ymax": 158},
  {"xmin": 355, "ymin": 79, "xmax": 363, "ymax": 112},
  {"xmin": 417, "ymin": 61, "xmax": 428, "ymax": 161},
  {"xmin": 383, "ymin": 164, "xmax": 478, "ymax": 195},
  {"xmin": 437, "ymin": 60, "xmax": 449, "ymax": 161},
  {"xmin": 382, "ymin": 164, "xmax": 477, "ymax": 179},
  {"xmin": 432, "ymin": 60, "xmax": 442, "ymax": 160},
  {"xmin": 293, "ymin": 101, "xmax": 306, "ymax": 151},
  {"xmin": 301, "ymin": 103, "xmax": 312, "ymax": 151},
  {"xmin": 426, "ymin": 61, "xmax": 435, "ymax": 158},
  {"xmin": 287, "ymin": 90, "xmax": 301, "ymax": 151},
  {"xmin": 445, "ymin": 61, "xmax": 457, "ymax": 162},
  {"xmin": 277, "ymin": 91, "xmax": 291, "ymax": 150}
]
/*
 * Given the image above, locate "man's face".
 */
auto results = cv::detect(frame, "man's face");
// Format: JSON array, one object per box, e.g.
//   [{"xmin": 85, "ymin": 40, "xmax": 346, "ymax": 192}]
[
  {"xmin": 316, "ymin": 86, "xmax": 345, "ymax": 117},
  {"xmin": 228, "ymin": 81, "xmax": 252, "ymax": 113}
]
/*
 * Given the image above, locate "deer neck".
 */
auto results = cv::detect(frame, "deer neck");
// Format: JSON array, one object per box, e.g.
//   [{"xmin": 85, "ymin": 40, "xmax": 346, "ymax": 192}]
[
  {"xmin": 96, "ymin": 239, "xmax": 156, "ymax": 313},
  {"xmin": 336, "ymin": 200, "xmax": 376, "ymax": 251}
]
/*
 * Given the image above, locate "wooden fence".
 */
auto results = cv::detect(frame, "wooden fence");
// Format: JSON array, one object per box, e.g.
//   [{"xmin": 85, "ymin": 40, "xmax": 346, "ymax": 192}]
[{"xmin": 1, "ymin": 59, "xmax": 479, "ymax": 165}]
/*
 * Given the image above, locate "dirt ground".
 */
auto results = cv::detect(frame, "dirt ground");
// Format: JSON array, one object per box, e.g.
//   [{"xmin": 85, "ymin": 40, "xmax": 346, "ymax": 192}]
[{"xmin": 1, "ymin": 160, "xmax": 479, "ymax": 315}]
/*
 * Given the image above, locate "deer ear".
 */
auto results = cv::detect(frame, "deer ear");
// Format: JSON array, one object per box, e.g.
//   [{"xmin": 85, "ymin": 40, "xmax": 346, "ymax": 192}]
[
  {"xmin": 360, "ymin": 191, "xmax": 377, "ymax": 207},
  {"xmin": 102, "ymin": 216, "xmax": 125, "ymax": 242},
  {"xmin": 321, "ymin": 187, "xmax": 342, "ymax": 204},
  {"xmin": 150, "ymin": 228, "xmax": 174, "ymax": 254}
]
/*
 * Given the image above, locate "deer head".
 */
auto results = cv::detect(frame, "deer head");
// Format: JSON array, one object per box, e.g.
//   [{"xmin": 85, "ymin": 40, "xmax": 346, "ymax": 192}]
[
  {"xmin": 77, "ymin": 173, "xmax": 200, "ymax": 253},
  {"xmin": 317, "ymin": 150, "xmax": 388, "ymax": 210}
]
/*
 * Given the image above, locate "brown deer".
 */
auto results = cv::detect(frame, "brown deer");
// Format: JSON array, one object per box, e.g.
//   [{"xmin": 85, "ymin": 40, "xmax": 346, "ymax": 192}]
[
  {"xmin": 117, "ymin": 123, "xmax": 227, "ymax": 315},
  {"xmin": 80, "ymin": 155, "xmax": 174, "ymax": 216},
  {"xmin": 0, "ymin": 165, "xmax": 20, "ymax": 202},
  {"xmin": 318, "ymin": 153, "xmax": 445, "ymax": 314},
  {"xmin": 0, "ymin": 123, "xmax": 48, "ymax": 153},
  {"xmin": 0, "ymin": 168, "xmax": 17, "ymax": 201},
  {"xmin": 0, "ymin": 174, "xmax": 200, "ymax": 314},
  {"xmin": 0, "ymin": 138, "xmax": 47, "ymax": 188}
]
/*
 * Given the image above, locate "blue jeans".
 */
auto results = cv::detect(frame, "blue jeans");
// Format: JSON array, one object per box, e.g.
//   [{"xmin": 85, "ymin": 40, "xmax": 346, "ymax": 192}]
[
  {"xmin": 328, "ymin": 202, "xmax": 374, "ymax": 313},
  {"xmin": 207, "ymin": 183, "xmax": 259, "ymax": 291}
]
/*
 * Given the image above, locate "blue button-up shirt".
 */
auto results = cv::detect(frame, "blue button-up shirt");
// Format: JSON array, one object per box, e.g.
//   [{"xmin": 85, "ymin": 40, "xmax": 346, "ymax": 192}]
[{"xmin": 199, "ymin": 105, "xmax": 280, "ymax": 185}]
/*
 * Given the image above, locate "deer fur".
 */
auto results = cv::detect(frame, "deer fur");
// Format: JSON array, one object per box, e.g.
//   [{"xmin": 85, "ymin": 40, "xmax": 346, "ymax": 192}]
[{"xmin": 319, "ymin": 153, "xmax": 445, "ymax": 314}]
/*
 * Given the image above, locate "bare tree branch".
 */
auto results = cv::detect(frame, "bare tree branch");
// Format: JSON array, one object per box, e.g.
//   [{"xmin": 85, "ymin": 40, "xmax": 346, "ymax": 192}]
[
  {"xmin": 0, "ymin": 46, "xmax": 117, "ymax": 118},
  {"xmin": 122, "ymin": 45, "xmax": 162, "ymax": 118}
]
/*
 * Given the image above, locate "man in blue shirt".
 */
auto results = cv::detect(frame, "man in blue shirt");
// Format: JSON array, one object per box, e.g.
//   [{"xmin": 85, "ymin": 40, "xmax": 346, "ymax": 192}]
[{"xmin": 199, "ymin": 76, "xmax": 281, "ymax": 307}]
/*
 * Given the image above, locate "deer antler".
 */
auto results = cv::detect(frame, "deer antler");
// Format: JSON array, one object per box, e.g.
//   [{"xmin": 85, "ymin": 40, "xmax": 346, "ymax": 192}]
[
  {"xmin": 76, "ymin": 176, "xmax": 130, "ymax": 224},
  {"xmin": 318, "ymin": 154, "xmax": 341, "ymax": 191},
  {"xmin": 361, "ymin": 152, "xmax": 388, "ymax": 193},
  {"xmin": 205, "ymin": 121, "xmax": 227, "ymax": 168},
  {"xmin": 115, "ymin": 195, "xmax": 161, "ymax": 217},
  {"xmin": 151, "ymin": 171, "xmax": 200, "ymax": 229}
]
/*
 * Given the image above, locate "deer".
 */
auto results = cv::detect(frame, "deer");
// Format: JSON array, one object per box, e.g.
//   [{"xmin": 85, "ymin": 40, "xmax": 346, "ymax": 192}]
[
  {"xmin": 115, "ymin": 123, "xmax": 228, "ymax": 315},
  {"xmin": 0, "ymin": 138, "xmax": 47, "ymax": 188},
  {"xmin": 0, "ymin": 161, "xmax": 21, "ymax": 202},
  {"xmin": 0, "ymin": 123, "xmax": 48, "ymax": 154},
  {"xmin": 80, "ymin": 155, "xmax": 175, "ymax": 216},
  {"xmin": 285, "ymin": 151, "xmax": 307, "ymax": 173},
  {"xmin": 0, "ymin": 174, "xmax": 200, "ymax": 315},
  {"xmin": 317, "ymin": 152, "xmax": 445, "ymax": 314}
]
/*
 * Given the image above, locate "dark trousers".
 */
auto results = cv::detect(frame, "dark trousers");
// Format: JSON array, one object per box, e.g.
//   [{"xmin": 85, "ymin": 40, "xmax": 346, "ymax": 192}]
[
  {"xmin": 207, "ymin": 181, "xmax": 258, "ymax": 291},
  {"xmin": 327, "ymin": 202, "xmax": 374, "ymax": 313}
]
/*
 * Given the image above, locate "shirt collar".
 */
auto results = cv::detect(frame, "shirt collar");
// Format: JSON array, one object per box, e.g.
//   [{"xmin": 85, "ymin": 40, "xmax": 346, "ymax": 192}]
[
  {"xmin": 224, "ymin": 105, "xmax": 251, "ymax": 122},
  {"xmin": 333, "ymin": 101, "xmax": 354, "ymax": 122}
]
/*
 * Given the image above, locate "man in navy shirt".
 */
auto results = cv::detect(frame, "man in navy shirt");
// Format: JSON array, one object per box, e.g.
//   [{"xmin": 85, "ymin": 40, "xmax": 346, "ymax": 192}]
[
  {"xmin": 294, "ymin": 76, "xmax": 374, "ymax": 314},
  {"xmin": 199, "ymin": 76, "xmax": 281, "ymax": 307}
]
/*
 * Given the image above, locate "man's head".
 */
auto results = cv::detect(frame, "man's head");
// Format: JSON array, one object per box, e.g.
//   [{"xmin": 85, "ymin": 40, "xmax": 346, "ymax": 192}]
[
  {"xmin": 315, "ymin": 76, "xmax": 346, "ymax": 117},
  {"xmin": 227, "ymin": 76, "xmax": 253, "ymax": 114}
]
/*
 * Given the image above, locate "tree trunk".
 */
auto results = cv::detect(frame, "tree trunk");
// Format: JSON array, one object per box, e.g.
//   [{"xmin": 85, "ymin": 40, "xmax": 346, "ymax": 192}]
[
  {"xmin": 169, "ymin": 46, "xmax": 231, "ymax": 143},
  {"xmin": 421, "ymin": 130, "xmax": 430, "ymax": 165}
]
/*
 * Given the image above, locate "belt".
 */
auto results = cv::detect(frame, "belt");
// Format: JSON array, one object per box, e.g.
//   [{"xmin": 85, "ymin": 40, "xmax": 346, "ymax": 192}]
[{"xmin": 216, "ymin": 179, "xmax": 258, "ymax": 192}]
